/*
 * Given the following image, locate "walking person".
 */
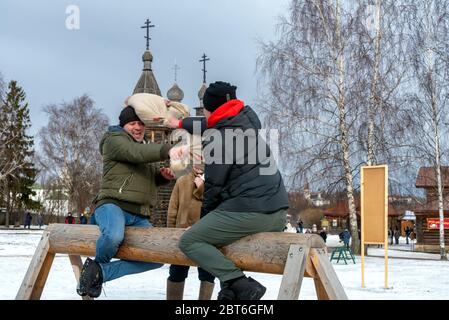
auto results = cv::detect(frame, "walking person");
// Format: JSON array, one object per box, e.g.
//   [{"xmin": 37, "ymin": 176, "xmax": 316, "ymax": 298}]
[
  {"xmin": 319, "ymin": 229, "xmax": 327, "ymax": 243},
  {"xmin": 296, "ymin": 219, "xmax": 303, "ymax": 233},
  {"xmin": 24, "ymin": 212, "xmax": 32, "ymax": 229},
  {"xmin": 339, "ymin": 229, "xmax": 351, "ymax": 249},
  {"xmin": 65, "ymin": 212, "xmax": 75, "ymax": 224},
  {"xmin": 394, "ymin": 227, "xmax": 400, "ymax": 245},
  {"xmin": 388, "ymin": 227, "xmax": 394, "ymax": 245},
  {"xmin": 37, "ymin": 213, "xmax": 44, "ymax": 229},
  {"xmin": 405, "ymin": 226, "xmax": 411, "ymax": 245},
  {"xmin": 79, "ymin": 212, "xmax": 88, "ymax": 225}
]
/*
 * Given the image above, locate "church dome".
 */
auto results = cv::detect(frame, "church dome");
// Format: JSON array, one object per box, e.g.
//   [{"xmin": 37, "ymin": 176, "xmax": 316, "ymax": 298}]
[
  {"xmin": 167, "ymin": 83, "xmax": 184, "ymax": 102},
  {"xmin": 142, "ymin": 50, "xmax": 153, "ymax": 62},
  {"xmin": 133, "ymin": 49, "xmax": 161, "ymax": 95}
]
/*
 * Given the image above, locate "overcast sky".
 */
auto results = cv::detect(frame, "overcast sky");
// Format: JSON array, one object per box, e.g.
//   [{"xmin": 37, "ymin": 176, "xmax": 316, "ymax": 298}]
[{"xmin": 0, "ymin": 0, "xmax": 289, "ymax": 138}]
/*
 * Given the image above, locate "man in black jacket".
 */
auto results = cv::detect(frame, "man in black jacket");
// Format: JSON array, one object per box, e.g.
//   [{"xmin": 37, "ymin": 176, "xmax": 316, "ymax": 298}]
[{"xmin": 168, "ymin": 81, "xmax": 289, "ymax": 300}]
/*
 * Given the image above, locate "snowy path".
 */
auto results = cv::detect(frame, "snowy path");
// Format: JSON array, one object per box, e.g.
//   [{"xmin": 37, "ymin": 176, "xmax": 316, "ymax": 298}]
[{"xmin": 1, "ymin": 229, "xmax": 448, "ymax": 300}]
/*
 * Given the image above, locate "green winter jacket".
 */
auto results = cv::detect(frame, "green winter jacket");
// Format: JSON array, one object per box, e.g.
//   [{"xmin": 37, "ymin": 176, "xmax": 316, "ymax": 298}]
[{"xmin": 94, "ymin": 126, "xmax": 172, "ymax": 217}]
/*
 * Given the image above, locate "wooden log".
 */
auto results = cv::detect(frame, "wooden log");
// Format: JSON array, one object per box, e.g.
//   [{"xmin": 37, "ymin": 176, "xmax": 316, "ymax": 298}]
[{"xmin": 46, "ymin": 224, "xmax": 325, "ymax": 276}]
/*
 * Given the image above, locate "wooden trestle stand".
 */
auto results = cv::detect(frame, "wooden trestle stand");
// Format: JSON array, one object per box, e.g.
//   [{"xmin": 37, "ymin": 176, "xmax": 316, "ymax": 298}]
[{"xmin": 16, "ymin": 224, "xmax": 347, "ymax": 300}]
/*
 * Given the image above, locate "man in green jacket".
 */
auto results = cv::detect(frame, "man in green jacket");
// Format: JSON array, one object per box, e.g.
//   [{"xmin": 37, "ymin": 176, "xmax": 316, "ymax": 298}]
[{"xmin": 77, "ymin": 105, "xmax": 181, "ymax": 298}]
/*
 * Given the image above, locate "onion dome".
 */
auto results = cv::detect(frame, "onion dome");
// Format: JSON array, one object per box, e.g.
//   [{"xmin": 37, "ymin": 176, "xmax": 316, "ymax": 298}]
[{"xmin": 167, "ymin": 83, "xmax": 184, "ymax": 102}]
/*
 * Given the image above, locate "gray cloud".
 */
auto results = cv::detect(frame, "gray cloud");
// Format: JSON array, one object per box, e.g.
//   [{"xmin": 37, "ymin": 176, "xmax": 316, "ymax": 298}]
[{"xmin": 0, "ymin": 0, "xmax": 288, "ymax": 139}]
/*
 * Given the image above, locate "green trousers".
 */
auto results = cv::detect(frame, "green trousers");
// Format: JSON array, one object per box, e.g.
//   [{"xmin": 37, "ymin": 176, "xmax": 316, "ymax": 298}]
[{"xmin": 179, "ymin": 209, "xmax": 287, "ymax": 283}]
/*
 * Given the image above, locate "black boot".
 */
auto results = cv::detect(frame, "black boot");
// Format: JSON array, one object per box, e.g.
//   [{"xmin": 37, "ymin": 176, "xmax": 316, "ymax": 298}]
[
  {"xmin": 217, "ymin": 282, "xmax": 236, "ymax": 300},
  {"xmin": 218, "ymin": 277, "xmax": 266, "ymax": 300},
  {"xmin": 77, "ymin": 258, "xmax": 103, "ymax": 298}
]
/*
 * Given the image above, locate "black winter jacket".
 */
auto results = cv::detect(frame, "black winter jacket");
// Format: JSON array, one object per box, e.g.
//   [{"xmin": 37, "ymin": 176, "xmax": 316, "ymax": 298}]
[{"xmin": 181, "ymin": 103, "xmax": 289, "ymax": 217}]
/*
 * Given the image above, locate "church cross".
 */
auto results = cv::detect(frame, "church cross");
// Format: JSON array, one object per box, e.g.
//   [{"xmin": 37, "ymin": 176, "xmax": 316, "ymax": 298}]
[
  {"xmin": 172, "ymin": 63, "xmax": 181, "ymax": 82},
  {"xmin": 199, "ymin": 53, "xmax": 210, "ymax": 84},
  {"xmin": 141, "ymin": 19, "xmax": 155, "ymax": 50}
]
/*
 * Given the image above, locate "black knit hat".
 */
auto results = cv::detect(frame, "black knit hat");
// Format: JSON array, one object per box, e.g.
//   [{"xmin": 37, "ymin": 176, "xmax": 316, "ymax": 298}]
[
  {"xmin": 203, "ymin": 81, "xmax": 237, "ymax": 112},
  {"xmin": 119, "ymin": 106, "xmax": 142, "ymax": 127}
]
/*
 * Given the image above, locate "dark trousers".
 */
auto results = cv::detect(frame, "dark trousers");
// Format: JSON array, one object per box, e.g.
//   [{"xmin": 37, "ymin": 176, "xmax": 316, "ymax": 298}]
[
  {"xmin": 179, "ymin": 209, "xmax": 287, "ymax": 282},
  {"xmin": 168, "ymin": 264, "xmax": 215, "ymax": 283}
]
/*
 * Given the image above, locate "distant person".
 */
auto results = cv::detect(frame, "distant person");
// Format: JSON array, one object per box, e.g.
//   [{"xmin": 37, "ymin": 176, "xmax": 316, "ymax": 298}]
[
  {"xmin": 296, "ymin": 219, "xmax": 303, "ymax": 233},
  {"xmin": 405, "ymin": 226, "xmax": 411, "ymax": 245},
  {"xmin": 37, "ymin": 213, "xmax": 44, "ymax": 229},
  {"xmin": 394, "ymin": 227, "xmax": 400, "ymax": 245},
  {"xmin": 319, "ymin": 229, "xmax": 327, "ymax": 243},
  {"xmin": 24, "ymin": 212, "xmax": 32, "ymax": 229},
  {"xmin": 388, "ymin": 227, "xmax": 394, "ymax": 245},
  {"xmin": 79, "ymin": 213, "xmax": 88, "ymax": 225},
  {"xmin": 65, "ymin": 212, "xmax": 75, "ymax": 224},
  {"xmin": 339, "ymin": 229, "xmax": 351, "ymax": 249}
]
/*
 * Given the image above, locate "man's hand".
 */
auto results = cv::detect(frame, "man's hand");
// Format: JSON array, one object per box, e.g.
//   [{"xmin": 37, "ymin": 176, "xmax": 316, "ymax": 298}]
[
  {"xmin": 160, "ymin": 167, "xmax": 175, "ymax": 180},
  {"xmin": 194, "ymin": 176, "xmax": 204, "ymax": 188},
  {"xmin": 169, "ymin": 145, "xmax": 189, "ymax": 160},
  {"xmin": 165, "ymin": 115, "xmax": 180, "ymax": 129}
]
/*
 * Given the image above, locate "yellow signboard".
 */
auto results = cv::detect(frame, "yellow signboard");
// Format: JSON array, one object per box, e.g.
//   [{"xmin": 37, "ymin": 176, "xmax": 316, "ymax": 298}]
[
  {"xmin": 361, "ymin": 166, "xmax": 388, "ymax": 243},
  {"xmin": 360, "ymin": 165, "xmax": 388, "ymax": 289}
]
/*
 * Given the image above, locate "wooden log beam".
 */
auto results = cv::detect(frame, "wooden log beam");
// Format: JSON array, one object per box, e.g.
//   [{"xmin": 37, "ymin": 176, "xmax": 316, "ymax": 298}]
[{"xmin": 46, "ymin": 224, "xmax": 325, "ymax": 276}]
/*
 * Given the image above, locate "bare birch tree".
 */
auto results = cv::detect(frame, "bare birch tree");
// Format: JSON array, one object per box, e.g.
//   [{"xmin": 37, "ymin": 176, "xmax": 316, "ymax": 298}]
[
  {"xmin": 353, "ymin": 0, "xmax": 409, "ymax": 169},
  {"xmin": 258, "ymin": 0, "xmax": 363, "ymax": 253},
  {"xmin": 406, "ymin": 0, "xmax": 449, "ymax": 260},
  {"xmin": 38, "ymin": 95, "xmax": 109, "ymax": 213}
]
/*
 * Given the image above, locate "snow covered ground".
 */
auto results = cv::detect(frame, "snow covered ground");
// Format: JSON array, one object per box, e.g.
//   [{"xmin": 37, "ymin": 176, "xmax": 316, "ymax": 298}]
[{"xmin": 1, "ymin": 228, "xmax": 448, "ymax": 300}]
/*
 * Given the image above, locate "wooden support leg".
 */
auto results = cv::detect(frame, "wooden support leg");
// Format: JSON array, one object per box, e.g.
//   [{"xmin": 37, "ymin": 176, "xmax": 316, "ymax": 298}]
[
  {"xmin": 16, "ymin": 231, "xmax": 55, "ymax": 300},
  {"xmin": 310, "ymin": 248, "xmax": 348, "ymax": 300},
  {"xmin": 69, "ymin": 255, "xmax": 93, "ymax": 300},
  {"xmin": 313, "ymin": 276, "xmax": 330, "ymax": 300},
  {"xmin": 277, "ymin": 244, "xmax": 309, "ymax": 300}
]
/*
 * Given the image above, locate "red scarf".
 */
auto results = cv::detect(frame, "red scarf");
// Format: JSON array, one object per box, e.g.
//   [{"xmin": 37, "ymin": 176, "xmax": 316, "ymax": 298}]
[{"xmin": 207, "ymin": 99, "xmax": 245, "ymax": 128}]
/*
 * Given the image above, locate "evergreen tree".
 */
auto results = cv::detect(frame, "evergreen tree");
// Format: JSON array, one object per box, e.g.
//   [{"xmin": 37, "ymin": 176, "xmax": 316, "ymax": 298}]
[{"xmin": 0, "ymin": 80, "xmax": 38, "ymax": 227}]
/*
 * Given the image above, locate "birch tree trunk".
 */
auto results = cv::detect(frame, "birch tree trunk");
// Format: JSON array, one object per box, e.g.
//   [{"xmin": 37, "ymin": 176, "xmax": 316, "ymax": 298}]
[
  {"xmin": 431, "ymin": 87, "xmax": 447, "ymax": 260},
  {"xmin": 4, "ymin": 179, "xmax": 9, "ymax": 228},
  {"xmin": 424, "ymin": 0, "xmax": 447, "ymax": 260},
  {"xmin": 336, "ymin": 0, "xmax": 360, "ymax": 254},
  {"xmin": 367, "ymin": 0, "xmax": 382, "ymax": 166}
]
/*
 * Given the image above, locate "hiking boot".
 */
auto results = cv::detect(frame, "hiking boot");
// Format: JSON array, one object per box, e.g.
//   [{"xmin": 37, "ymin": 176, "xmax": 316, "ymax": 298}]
[
  {"xmin": 77, "ymin": 258, "xmax": 103, "ymax": 298},
  {"xmin": 228, "ymin": 277, "xmax": 266, "ymax": 300},
  {"xmin": 217, "ymin": 287, "xmax": 236, "ymax": 300}
]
